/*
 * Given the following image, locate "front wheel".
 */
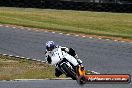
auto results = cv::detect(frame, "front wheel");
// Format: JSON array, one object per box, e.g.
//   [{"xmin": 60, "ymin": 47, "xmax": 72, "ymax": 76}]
[{"xmin": 61, "ymin": 63, "xmax": 76, "ymax": 80}]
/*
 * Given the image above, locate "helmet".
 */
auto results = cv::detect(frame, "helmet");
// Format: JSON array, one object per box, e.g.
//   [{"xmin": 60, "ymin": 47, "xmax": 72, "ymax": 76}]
[{"xmin": 46, "ymin": 41, "xmax": 55, "ymax": 51}]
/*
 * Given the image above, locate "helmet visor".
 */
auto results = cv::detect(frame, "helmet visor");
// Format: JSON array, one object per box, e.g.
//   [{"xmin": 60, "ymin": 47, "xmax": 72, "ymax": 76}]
[{"xmin": 46, "ymin": 45, "xmax": 55, "ymax": 51}]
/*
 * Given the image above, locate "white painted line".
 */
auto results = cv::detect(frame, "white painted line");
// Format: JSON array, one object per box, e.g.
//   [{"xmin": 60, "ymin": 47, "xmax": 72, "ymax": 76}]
[
  {"xmin": 121, "ymin": 41, "xmax": 125, "ymax": 43},
  {"xmin": 98, "ymin": 38, "xmax": 102, "ymax": 40},
  {"xmin": 26, "ymin": 58, "xmax": 31, "ymax": 60},
  {"xmin": 27, "ymin": 28, "xmax": 31, "ymax": 31},
  {"xmin": 5, "ymin": 26, "xmax": 9, "ymax": 28},
  {"xmin": 59, "ymin": 33, "xmax": 63, "ymax": 35},
  {"xmin": 66, "ymin": 34, "xmax": 70, "ymax": 35},
  {"xmin": 106, "ymin": 39, "xmax": 110, "ymax": 41},
  {"xmin": 91, "ymin": 71, "xmax": 100, "ymax": 74},
  {"xmin": 10, "ymin": 80, "xmax": 14, "ymax": 82},
  {"xmin": 9, "ymin": 55, "xmax": 13, "ymax": 57},
  {"xmin": 82, "ymin": 36, "xmax": 86, "ymax": 38},
  {"xmin": 45, "ymin": 31, "xmax": 48, "ymax": 32},
  {"xmin": 21, "ymin": 57, "xmax": 25, "ymax": 59},
  {"xmin": 12, "ymin": 27, "xmax": 16, "ymax": 29},
  {"xmin": 3, "ymin": 54, "xmax": 8, "ymax": 56},
  {"xmin": 41, "ymin": 61, "xmax": 46, "ymax": 63},
  {"xmin": 32, "ymin": 59, "xmax": 37, "ymax": 61},
  {"xmin": 37, "ymin": 60, "xmax": 41, "ymax": 62},
  {"xmin": 114, "ymin": 40, "xmax": 118, "ymax": 42},
  {"xmin": 49, "ymin": 78, "xmax": 72, "ymax": 80},
  {"xmin": 15, "ymin": 56, "xmax": 20, "ymax": 58},
  {"xmin": 14, "ymin": 79, "xmax": 45, "ymax": 81},
  {"xmin": 52, "ymin": 32, "xmax": 55, "ymax": 34},
  {"xmin": 89, "ymin": 37, "xmax": 93, "ymax": 39},
  {"xmin": 2, "ymin": 80, "xmax": 7, "ymax": 82},
  {"xmin": 0, "ymin": 25, "xmax": 3, "ymax": 27},
  {"xmin": 75, "ymin": 35, "xmax": 79, "ymax": 37}
]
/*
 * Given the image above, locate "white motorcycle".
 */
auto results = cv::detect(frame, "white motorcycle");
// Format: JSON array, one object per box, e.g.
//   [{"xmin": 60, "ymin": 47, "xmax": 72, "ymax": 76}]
[{"xmin": 49, "ymin": 48, "xmax": 85, "ymax": 80}]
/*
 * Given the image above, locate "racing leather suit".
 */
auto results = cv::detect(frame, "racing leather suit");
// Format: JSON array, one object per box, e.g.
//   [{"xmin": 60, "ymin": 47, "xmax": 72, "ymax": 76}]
[{"xmin": 45, "ymin": 46, "xmax": 82, "ymax": 77}]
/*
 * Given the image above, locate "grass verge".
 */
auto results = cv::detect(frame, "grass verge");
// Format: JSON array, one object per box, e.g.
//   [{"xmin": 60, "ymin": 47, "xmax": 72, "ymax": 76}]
[
  {"xmin": 0, "ymin": 55, "xmax": 56, "ymax": 80},
  {"xmin": 0, "ymin": 7, "xmax": 132, "ymax": 39},
  {"xmin": 0, "ymin": 55, "xmax": 96, "ymax": 80},
  {"xmin": 0, "ymin": 55, "xmax": 95, "ymax": 81}
]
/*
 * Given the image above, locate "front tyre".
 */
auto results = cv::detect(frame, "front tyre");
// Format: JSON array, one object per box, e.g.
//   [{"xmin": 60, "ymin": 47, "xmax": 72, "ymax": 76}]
[{"xmin": 61, "ymin": 63, "xmax": 76, "ymax": 80}]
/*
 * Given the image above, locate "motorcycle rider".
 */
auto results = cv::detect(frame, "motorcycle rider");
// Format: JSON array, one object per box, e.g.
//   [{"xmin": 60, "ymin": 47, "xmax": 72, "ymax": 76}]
[{"xmin": 45, "ymin": 41, "xmax": 82, "ymax": 77}]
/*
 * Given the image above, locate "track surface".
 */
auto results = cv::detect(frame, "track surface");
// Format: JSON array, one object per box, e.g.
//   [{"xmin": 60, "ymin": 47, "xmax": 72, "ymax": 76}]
[
  {"xmin": 0, "ymin": 26, "xmax": 132, "ymax": 88},
  {"xmin": 0, "ymin": 80, "xmax": 131, "ymax": 88}
]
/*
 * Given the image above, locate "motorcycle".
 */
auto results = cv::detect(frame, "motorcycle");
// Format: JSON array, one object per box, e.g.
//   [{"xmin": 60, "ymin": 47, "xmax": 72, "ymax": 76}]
[{"xmin": 49, "ymin": 47, "xmax": 86, "ymax": 81}]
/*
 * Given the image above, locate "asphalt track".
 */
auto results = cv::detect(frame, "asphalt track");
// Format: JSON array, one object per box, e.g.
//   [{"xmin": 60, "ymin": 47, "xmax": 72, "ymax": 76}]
[
  {"xmin": 0, "ymin": 26, "xmax": 132, "ymax": 88},
  {"xmin": 0, "ymin": 80, "xmax": 131, "ymax": 88}
]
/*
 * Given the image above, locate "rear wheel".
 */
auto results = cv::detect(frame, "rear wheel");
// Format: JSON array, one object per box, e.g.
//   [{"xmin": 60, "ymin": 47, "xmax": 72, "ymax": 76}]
[
  {"xmin": 61, "ymin": 63, "xmax": 76, "ymax": 80},
  {"xmin": 77, "ymin": 76, "xmax": 87, "ymax": 85}
]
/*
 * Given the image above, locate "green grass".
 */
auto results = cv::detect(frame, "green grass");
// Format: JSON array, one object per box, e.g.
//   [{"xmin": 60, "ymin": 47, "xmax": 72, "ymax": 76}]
[
  {"xmin": 0, "ymin": 7, "xmax": 132, "ymax": 39},
  {"xmin": 0, "ymin": 55, "xmax": 96, "ymax": 80},
  {"xmin": 0, "ymin": 55, "xmax": 57, "ymax": 80}
]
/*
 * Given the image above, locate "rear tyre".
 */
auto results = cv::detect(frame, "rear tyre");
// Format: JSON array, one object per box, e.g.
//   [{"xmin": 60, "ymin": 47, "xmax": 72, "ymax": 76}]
[
  {"xmin": 61, "ymin": 63, "xmax": 76, "ymax": 80},
  {"xmin": 77, "ymin": 76, "xmax": 87, "ymax": 85}
]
